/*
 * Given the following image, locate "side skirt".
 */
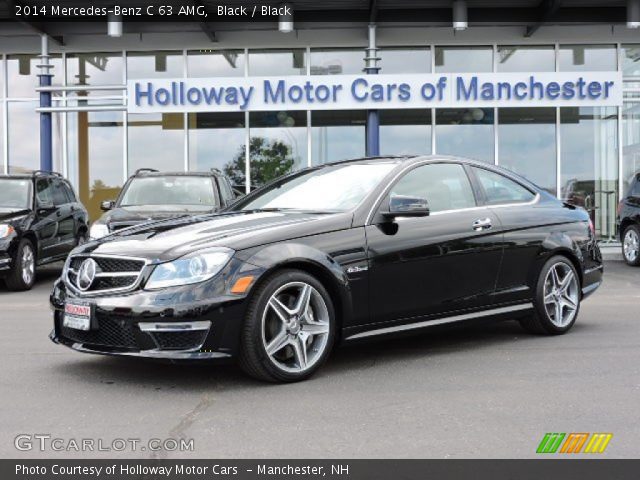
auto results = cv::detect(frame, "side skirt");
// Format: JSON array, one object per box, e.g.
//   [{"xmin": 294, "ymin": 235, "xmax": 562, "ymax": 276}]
[{"xmin": 343, "ymin": 303, "xmax": 534, "ymax": 341}]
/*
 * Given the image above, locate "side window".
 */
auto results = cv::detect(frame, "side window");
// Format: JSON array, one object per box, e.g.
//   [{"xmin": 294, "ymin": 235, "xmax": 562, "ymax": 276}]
[
  {"xmin": 35, "ymin": 179, "xmax": 53, "ymax": 205},
  {"xmin": 473, "ymin": 167, "xmax": 535, "ymax": 205},
  {"xmin": 631, "ymin": 179, "xmax": 640, "ymax": 197},
  {"xmin": 217, "ymin": 177, "xmax": 234, "ymax": 204},
  {"xmin": 63, "ymin": 182, "xmax": 77, "ymax": 203},
  {"xmin": 390, "ymin": 163, "xmax": 476, "ymax": 213},
  {"xmin": 51, "ymin": 179, "xmax": 69, "ymax": 206}
]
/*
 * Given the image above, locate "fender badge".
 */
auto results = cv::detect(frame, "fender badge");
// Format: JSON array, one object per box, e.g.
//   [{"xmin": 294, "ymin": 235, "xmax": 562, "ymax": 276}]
[{"xmin": 346, "ymin": 265, "xmax": 368, "ymax": 274}]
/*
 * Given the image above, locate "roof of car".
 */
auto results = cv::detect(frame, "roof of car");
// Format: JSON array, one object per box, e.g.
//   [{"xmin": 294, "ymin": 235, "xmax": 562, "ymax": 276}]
[
  {"xmin": 132, "ymin": 170, "xmax": 226, "ymax": 178},
  {"xmin": 325, "ymin": 154, "xmax": 493, "ymax": 168},
  {"xmin": 0, "ymin": 171, "xmax": 63, "ymax": 180}
]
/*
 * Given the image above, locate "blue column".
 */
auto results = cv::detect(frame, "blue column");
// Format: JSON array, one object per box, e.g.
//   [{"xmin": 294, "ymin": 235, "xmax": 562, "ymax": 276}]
[
  {"xmin": 39, "ymin": 35, "xmax": 53, "ymax": 172},
  {"xmin": 39, "ymin": 72, "xmax": 53, "ymax": 172},
  {"xmin": 364, "ymin": 24, "xmax": 380, "ymax": 157}
]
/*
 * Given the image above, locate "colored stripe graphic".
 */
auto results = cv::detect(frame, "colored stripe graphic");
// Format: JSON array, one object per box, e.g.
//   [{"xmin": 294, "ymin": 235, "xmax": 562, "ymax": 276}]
[
  {"xmin": 584, "ymin": 433, "xmax": 613, "ymax": 454},
  {"xmin": 560, "ymin": 433, "xmax": 589, "ymax": 453},
  {"xmin": 536, "ymin": 433, "xmax": 565, "ymax": 453}
]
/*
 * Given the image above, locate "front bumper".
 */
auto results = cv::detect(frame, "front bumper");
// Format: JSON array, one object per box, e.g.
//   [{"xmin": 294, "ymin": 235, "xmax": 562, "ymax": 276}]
[{"xmin": 49, "ymin": 260, "xmax": 260, "ymax": 360}]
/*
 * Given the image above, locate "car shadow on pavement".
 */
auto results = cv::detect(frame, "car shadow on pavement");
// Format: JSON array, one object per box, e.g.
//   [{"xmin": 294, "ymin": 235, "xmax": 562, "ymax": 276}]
[{"xmin": 53, "ymin": 318, "xmax": 592, "ymax": 390}]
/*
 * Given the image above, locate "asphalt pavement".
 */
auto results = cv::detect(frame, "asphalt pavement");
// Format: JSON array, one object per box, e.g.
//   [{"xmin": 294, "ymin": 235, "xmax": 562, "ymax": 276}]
[{"xmin": 1, "ymin": 261, "xmax": 638, "ymax": 459}]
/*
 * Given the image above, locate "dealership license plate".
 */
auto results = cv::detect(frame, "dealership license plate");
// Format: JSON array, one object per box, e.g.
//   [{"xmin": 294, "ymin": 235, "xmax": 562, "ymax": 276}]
[{"xmin": 63, "ymin": 303, "xmax": 91, "ymax": 331}]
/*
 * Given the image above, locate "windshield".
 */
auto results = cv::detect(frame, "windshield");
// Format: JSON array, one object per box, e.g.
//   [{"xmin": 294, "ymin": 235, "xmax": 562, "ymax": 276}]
[
  {"xmin": 233, "ymin": 162, "xmax": 397, "ymax": 212},
  {"xmin": 119, "ymin": 176, "xmax": 217, "ymax": 207},
  {"xmin": 0, "ymin": 179, "xmax": 31, "ymax": 209}
]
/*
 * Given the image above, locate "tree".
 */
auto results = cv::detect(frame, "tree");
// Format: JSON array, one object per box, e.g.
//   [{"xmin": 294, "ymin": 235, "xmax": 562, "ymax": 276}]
[{"xmin": 224, "ymin": 136, "xmax": 295, "ymax": 189}]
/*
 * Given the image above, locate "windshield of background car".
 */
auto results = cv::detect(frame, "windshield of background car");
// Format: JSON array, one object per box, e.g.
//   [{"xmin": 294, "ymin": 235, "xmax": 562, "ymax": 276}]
[
  {"xmin": 119, "ymin": 176, "xmax": 217, "ymax": 207},
  {"xmin": 233, "ymin": 162, "xmax": 398, "ymax": 212},
  {"xmin": 0, "ymin": 179, "xmax": 32, "ymax": 209}
]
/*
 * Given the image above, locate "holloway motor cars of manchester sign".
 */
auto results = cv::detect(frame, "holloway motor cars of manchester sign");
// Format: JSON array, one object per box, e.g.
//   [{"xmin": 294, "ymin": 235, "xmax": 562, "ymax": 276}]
[{"xmin": 127, "ymin": 72, "xmax": 623, "ymax": 113}]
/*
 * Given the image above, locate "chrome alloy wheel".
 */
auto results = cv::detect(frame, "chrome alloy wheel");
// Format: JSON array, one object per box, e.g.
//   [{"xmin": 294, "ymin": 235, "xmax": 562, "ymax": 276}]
[
  {"xmin": 543, "ymin": 262, "xmax": 579, "ymax": 328},
  {"xmin": 261, "ymin": 281, "xmax": 330, "ymax": 373},
  {"xmin": 21, "ymin": 245, "xmax": 35, "ymax": 286},
  {"xmin": 623, "ymin": 228, "xmax": 639, "ymax": 263}
]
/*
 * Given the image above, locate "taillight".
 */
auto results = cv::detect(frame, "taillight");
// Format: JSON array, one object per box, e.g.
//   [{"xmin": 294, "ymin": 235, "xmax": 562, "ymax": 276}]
[
  {"xmin": 588, "ymin": 218, "xmax": 595, "ymax": 236},
  {"xmin": 616, "ymin": 200, "xmax": 624, "ymax": 217}
]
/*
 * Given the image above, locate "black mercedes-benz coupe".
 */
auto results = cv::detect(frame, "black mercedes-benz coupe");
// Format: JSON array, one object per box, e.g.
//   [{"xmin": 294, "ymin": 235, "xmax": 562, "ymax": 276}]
[{"xmin": 50, "ymin": 156, "xmax": 603, "ymax": 382}]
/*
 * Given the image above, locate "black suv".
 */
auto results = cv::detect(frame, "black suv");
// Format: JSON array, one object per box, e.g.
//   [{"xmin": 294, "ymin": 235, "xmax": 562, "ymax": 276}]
[
  {"xmin": 89, "ymin": 169, "xmax": 238, "ymax": 240},
  {"xmin": 618, "ymin": 172, "xmax": 640, "ymax": 266},
  {"xmin": 0, "ymin": 172, "xmax": 89, "ymax": 290}
]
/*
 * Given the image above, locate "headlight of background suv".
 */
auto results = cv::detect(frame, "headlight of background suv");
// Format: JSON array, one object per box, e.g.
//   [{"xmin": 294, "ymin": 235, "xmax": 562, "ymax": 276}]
[
  {"xmin": 0, "ymin": 224, "xmax": 16, "ymax": 238},
  {"xmin": 145, "ymin": 247, "xmax": 234, "ymax": 290},
  {"xmin": 89, "ymin": 223, "xmax": 109, "ymax": 240}
]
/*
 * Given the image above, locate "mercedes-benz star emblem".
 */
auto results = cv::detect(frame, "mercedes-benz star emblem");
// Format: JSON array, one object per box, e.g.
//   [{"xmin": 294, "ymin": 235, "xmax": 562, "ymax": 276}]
[{"xmin": 76, "ymin": 258, "xmax": 97, "ymax": 291}]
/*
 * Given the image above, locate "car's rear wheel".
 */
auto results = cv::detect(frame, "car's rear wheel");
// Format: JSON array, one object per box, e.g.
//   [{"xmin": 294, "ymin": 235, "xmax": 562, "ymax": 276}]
[
  {"xmin": 519, "ymin": 255, "xmax": 581, "ymax": 335},
  {"xmin": 5, "ymin": 239, "xmax": 36, "ymax": 291},
  {"xmin": 622, "ymin": 224, "xmax": 640, "ymax": 266},
  {"xmin": 239, "ymin": 269, "xmax": 335, "ymax": 383}
]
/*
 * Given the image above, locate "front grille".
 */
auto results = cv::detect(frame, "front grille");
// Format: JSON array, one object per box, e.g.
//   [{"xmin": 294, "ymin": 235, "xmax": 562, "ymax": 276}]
[
  {"xmin": 66, "ymin": 254, "xmax": 146, "ymax": 294},
  {"xmin": 150, "ymin": 331, "xmax": 208, "ymax": 350},
  {"xmin": 60, "ymin": 315, "xmax": 138, "ymax": 349}
]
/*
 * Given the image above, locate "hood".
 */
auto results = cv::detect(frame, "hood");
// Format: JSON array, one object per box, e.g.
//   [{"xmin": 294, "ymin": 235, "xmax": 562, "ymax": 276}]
[
  {"xmin": 0, "ymin": 208, "xmax": 30, "ymax": 223},
  {"xmin": 83, "ymin": 210, "xmax": 352, "ymax": 262},
  {"xmin": 99, "ymin": 205, "xmax": 218, "ymax": 228}
]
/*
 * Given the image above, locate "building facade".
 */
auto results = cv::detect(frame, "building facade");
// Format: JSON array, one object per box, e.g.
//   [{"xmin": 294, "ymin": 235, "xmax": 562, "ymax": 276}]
[{"xmin": 0, "ymin": 23, "xmax": 639, "ymax": 241}]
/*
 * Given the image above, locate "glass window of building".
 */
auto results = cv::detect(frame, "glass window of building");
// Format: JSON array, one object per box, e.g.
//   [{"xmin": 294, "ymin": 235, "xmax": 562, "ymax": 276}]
[
  {"xmin": 67, "ymin": 110, "xmax": 124, "ymax": 222},
  {"xmin": 8, "ymin": 102, "xmax": 63, "ymax": 174},
  {"xmin": 560, "ymin": 107, "xmax": 618, "ymax": 241},
  {"xmin": 435, "ymin": 108, "xmax": 494, "ymax": 163},
  {"xmin": 310, "ymin": 49, "xmax": 363, "ymax": 75},
  {"xmin": 558, "ymin": 45, "xmax": 616, "ymax": 71},
  {"xmin": 622, "ymin": 45, "xmax": 640, "ymax": 76},
  {"xmin": 379, "ymin": 48, "xmax": 431, "ymax": 74},
  {"xmin": 434, "ymin": 46, "xmax": 493, "ymax": 73},
  {"xmin": 622, "ymin": 102, "xmax": 640, "ymax": 196},
  {"xmin": 498, "ymin": 108, "xmax": 556, "ymax": 195},
  {"xmin": 311, "ymin": 110, "xmax": 365, "ymax": 165},
  {"xmin": 126, "ymin": 51, "xmax": 184, "ymax": 79},
  {"xmin": 66, "ymin": 53, "xmax": 123, "ymax": 96},
  {"xmin": 128, "ymin": 113, "xmax": 185, "ymax": 175},
  {"xmin": 187, "ymin": 50, "xmax": 245, "ymax": 77},
  {"xmin": 7, "ymin": 54, "xmax": 63, "ymax": 98},
  {"xmin": 380, "ymin": 109, "xmax": 431, "ymax": 156},
  {"xmin": 496, "ymin": 45, "xmax": 555, "ymax": 72},
  {"xmin": 249, "ymin": 49, "xmax": 306, "ymax": 76},
  {"xmin": 188, "ymin": 112, "xmax": 245, "ymax": 176},
  {"xmin": 248, "ymin": 111, "xmax": 307, "ymax": 188}
]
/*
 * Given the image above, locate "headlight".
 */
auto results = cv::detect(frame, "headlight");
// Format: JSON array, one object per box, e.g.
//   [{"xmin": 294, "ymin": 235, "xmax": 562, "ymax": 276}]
[
  {"xmin": 145, "ymin": 247, "xmax": 234, "ymax": 290},
  {"xmin": 0, "ymin": 225, "xmax": 15, "ymax": 238},
  {"xmin": 89, "ymin": 223, "xmax": 109, "ymax": 240}
]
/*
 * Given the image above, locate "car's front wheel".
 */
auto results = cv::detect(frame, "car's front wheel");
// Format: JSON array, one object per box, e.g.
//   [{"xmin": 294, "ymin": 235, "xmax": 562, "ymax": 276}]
[
  {"xmin": 5, "ymin": 239, "xmax": 36, "ymax": 291},
  {"xmin": 622, "ymin": 224, "xmax": 640, "ymax": 266},
  {"xmin": 520, "ymin": 255, "xmax": 581, "ymax": 335},
  {"xmin": 239, "ymin": 269, "xmax": 335, "ymax": 382}
]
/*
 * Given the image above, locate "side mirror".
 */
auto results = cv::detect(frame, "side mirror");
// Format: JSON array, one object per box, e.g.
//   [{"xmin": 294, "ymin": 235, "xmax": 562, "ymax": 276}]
[
  {"xmin": 383, "ymin": 194, "xmax": 430, "ymax": 219},
  {"xmin": 100, "ymin": 200, "xmax": 115, "ymax": 211}
]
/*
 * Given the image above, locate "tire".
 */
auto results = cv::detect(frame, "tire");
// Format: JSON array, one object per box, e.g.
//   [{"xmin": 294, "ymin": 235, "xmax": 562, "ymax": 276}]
[
  {"xmin": 622, "ymin": 224, "xmax": 640, "ymax": 266},
  {"xmin": 5, "ymin": 239, "xmax": 36, "ymax": 291},
  {"xmin": 238, "ymin": 269, "xmax": 336, "ymax": 383},
  {"xmin": 519, "ymin": 255, "xmax": 581, "ymax": 335}
]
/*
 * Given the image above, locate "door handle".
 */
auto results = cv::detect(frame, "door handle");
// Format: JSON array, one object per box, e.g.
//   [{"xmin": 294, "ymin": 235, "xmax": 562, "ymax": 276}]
[{"xmin": 472, "ymin": 218, "xmax": 492, "ymax": 231}]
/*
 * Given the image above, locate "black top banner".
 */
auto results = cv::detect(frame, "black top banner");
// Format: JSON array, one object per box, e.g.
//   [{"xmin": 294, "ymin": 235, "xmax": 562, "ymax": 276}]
[{"xmin": 0, "ymin": 0, "xmax": 629, "ymax": 23}]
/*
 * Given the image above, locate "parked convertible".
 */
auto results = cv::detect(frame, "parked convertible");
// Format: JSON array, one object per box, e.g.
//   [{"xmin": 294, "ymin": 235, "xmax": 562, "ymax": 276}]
[{"xmin": 50, "ymin": 156, "xmax": 603, "ymax": 382}]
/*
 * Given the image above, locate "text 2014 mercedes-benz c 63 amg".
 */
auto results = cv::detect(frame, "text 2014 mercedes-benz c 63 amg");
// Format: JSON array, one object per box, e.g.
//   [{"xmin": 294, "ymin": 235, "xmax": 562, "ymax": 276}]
[{"xmin": 50, "ymin": 156, "xmax": 603, "ymax": 382}]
